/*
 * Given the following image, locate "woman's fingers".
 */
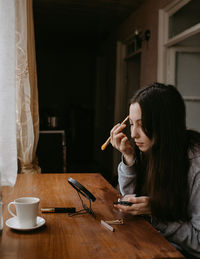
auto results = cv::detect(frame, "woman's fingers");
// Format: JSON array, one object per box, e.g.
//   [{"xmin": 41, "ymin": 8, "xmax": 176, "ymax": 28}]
[
  {"xmin": 114, "ymin": 203, "xmax": 150, "ymax": 215},
  {"xmin": 129, "ymin": 196, "xmax": 150, "ymax": 204},
  {"xmin": 110, "ymin": 123, "xmax": 134, "ymax": 164},
  {"xmin": 110, "ymin": 123, "xmax": 126, "ymax": 136},
  {"xmin": 110, "ymin": 123, "xmax": 120, "ymax": 135},
  {"xmin": 112, "ymin": 133, "xmax": 126, "ymax": 148},
  {"xmin": 114, "ymin": 196, "xmax": 151, "ymax": 215},
  {"xmin": 110, "ymin": 123, "xmax": 128, "ymax": 150}
]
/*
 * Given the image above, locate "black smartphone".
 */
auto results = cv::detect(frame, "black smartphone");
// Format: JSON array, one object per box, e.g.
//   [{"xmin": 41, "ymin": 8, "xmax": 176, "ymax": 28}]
[{"xmin": 113, "ymin": 201, "xmax": 133, "ymax": 206}]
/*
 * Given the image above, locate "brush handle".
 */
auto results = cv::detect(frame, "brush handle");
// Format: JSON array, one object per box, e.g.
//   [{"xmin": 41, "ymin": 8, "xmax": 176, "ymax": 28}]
[{"xmin": 101, "ymin": 136, "xmax": 111, "ymax": 150}]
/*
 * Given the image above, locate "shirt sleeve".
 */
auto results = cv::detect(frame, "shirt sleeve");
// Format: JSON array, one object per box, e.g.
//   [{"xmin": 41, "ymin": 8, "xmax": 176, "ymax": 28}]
[
  {"xmin": 153, "ymin": 160, "xmax": 200, "ymax": 258},
  {"xmin": 118, "ymin": 157, "xmax": 137, "ymax": 196}
]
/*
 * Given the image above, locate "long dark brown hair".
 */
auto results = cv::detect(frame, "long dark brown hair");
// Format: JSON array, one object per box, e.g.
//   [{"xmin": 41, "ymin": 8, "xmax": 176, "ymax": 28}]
[{"xmin": 130, "ymin": 83, "xmax": 200, "ymax": 222}]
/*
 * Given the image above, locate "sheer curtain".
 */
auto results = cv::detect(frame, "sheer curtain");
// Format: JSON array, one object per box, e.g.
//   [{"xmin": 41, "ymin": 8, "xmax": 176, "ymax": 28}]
[
  {"xmin": 16, "ymin": 0, "xmax": 40, "ymax": 174},
  {"xmin": 0, "ymin": 0, "xmax": 40, "ymax": 186},
  {"xmin": 0, "ymin": 0, "xmax": 17, "ymax": 186}
]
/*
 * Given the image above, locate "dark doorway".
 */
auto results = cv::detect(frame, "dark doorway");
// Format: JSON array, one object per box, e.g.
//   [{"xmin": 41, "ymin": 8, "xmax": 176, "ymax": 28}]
[{"xmin": 33, "ymin": 0, "xmax": 144, "ymax": 183}]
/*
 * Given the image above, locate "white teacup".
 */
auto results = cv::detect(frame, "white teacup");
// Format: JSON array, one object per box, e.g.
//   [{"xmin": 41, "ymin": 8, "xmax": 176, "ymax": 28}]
[{"xmin": 8, "ymin": 197, "xmax": 40, "ymax": 228}]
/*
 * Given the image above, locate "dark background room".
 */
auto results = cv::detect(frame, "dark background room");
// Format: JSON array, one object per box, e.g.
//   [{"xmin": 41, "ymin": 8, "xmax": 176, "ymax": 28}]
[
  {"xmin": 33, "ymin": 0, "xmax": 144, "ymax": 184},
  {"xmin": 33, "ymin": 0, "xmax": 200, "ymax": 184}
]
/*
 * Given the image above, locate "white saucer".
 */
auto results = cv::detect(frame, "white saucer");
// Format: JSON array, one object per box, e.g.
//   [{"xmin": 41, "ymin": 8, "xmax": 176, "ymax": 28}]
[{"xmin": 6, "ymin": 216, "xmax": 45, "ymax": 231}]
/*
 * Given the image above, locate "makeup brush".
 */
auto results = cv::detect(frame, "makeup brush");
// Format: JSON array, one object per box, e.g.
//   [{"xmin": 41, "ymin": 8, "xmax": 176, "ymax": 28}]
[{"xmin": 101, "ymin": 116, "xmax": 129, "ymax": 151}]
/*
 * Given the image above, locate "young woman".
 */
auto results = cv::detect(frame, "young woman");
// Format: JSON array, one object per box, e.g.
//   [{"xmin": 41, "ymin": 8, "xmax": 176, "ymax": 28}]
[{"xmin": 110, "ymin": 83, "xmax": 200, "ymax": 258}]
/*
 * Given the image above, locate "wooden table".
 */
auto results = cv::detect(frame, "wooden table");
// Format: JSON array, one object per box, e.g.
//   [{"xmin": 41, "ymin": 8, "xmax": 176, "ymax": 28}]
[{"xmin": 0, "ymin": 173, "xmax": 184, "ymax": 259}]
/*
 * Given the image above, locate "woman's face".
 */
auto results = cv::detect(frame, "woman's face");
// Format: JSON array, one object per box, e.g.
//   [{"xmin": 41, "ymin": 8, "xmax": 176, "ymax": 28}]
[{"xmin": 129, "ymin": 102, "xmax": 152, "ymax": 152}]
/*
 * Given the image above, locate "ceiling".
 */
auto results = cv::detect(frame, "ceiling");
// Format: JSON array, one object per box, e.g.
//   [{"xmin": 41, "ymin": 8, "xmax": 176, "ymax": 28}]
[{"xmin": 33, "ymin": 0, "xmax": 145, "ymax": 41}]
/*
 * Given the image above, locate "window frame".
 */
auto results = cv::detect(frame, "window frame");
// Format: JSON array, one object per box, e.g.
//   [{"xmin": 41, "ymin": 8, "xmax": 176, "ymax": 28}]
[{"xmin": 157, "ymin": 0, "xmax": 200, "ymax": 83}]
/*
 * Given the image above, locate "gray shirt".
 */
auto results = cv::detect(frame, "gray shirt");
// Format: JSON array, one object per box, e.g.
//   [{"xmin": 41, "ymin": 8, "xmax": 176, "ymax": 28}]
[{"xmin": 118, "ymin": 150, "xmax": 200, "ymax": 258}]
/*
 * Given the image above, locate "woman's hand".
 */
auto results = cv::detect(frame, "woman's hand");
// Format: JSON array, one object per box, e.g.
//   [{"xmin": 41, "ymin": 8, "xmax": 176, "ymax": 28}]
[
  {"xmin": 110, "ymin": 123, "xmax": 134, "ymax": 166},
  {"xmin": 114, "ymin": 195, "xmax": 151, "ymax": 216}
]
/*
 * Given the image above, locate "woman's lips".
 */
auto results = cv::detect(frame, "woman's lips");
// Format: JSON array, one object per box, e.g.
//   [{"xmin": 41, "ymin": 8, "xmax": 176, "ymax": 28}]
[{"xmin": 135, "ymin": 142, "xmax": 143, "ymax": 147}]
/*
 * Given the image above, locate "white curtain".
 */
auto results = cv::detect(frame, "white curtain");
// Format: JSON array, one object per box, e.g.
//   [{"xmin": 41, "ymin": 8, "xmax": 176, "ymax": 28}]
[
  {"xmin": 0, "ymin": 0, "xmax": 17, "ymax": 186},
  {"xmin": 16, "ymin": 0, "xmax": 40, "ymax": 174},
  {"xmin": 0, "ymin": 0, "xmax": 40, "ymax": 186}
]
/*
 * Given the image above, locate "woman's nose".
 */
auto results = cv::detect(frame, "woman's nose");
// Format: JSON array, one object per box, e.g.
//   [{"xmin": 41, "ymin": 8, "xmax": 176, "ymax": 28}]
[{"xmin": 131, "ymin": 126, "xmax": 139, "ymax": 138}]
